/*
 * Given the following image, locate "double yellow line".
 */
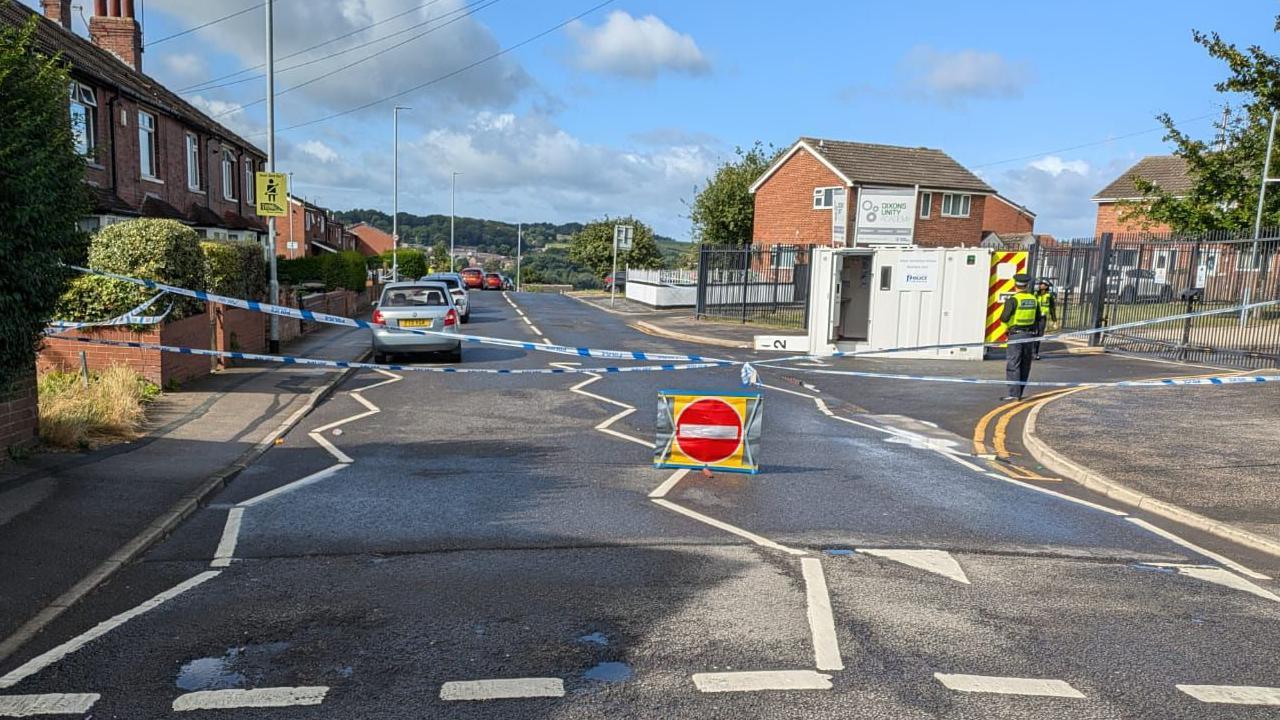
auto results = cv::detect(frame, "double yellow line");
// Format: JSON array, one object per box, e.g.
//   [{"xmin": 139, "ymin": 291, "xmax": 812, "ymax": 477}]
[{"xmin": 972, "ymin": 388, "xmax": 1085, "ymax": 481}]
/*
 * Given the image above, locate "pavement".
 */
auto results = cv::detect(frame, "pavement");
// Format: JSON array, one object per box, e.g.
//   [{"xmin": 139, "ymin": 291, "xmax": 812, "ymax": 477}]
[
  {"xmin": 569, "ymin": 292, "xmax": 760, "ymax": 347},
  {"xmin": 1, "ymin": 292, "xmax": 1278, "ymax": 718},
  {"xmin": 0, "ymin": 323, "xmax": 369, "ymax": 653}
]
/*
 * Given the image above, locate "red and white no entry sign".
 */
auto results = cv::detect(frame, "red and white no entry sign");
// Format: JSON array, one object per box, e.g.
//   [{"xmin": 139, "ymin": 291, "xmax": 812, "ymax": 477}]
[{"xmin": 674, "ymin": 397, "xmax": 743, "ymax": 464}]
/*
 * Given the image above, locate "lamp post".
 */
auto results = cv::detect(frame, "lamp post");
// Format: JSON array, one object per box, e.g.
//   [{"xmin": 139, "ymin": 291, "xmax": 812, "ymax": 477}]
[
  {"xmin": 450, "ymin": 171, "xmax": 461, "ymax": 271},
  {"xmin": 516, "ymin": 222, "xmax": 522, "ymax": 292},
  {"xmin": 264, "ymin": 0, "xmax": 280, "ymax": 353},
  {"xmin": 391, "ymin": 105, "xmax": 411, "ymax": 282},
  {"xmin": 286, "ymin": 171, "xmax": 294, "ymax": 259}
]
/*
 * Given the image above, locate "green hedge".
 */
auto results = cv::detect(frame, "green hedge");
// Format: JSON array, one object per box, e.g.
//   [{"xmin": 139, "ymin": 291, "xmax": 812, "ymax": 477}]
[
  {"xmin": 278, "ymin": 251, "xmax": 367, "ymax": 292},
  {"xmin": 376, "ymin": 248, "xmax": 428, "ymax": 278},
  {"xmin": 202, "ymin": 240, "xmax": 266, "ymax": 300},
  {"xmin": 55, "ymin": 219, "xmax": 204, "ymax": 322}
]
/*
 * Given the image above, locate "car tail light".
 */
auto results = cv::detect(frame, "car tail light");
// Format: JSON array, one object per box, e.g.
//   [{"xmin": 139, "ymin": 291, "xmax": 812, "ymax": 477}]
[
  {"xmin": 372, "ymin": 308, "xmax": 384, "ymax": 324},
  {"xmin": 444, "ymin": 308, "xmax": 458, "ymax": 327}
]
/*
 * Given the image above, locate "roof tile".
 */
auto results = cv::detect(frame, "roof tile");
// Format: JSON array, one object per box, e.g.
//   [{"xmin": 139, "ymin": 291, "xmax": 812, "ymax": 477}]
[{"xmin": 799, "ymin": 137, "xmax": 994, "ymax": 193}]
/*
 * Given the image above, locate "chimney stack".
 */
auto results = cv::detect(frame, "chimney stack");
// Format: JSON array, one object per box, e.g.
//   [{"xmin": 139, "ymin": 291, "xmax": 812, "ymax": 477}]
[
  {"xmin": 41, "ymin": 0, "xmax": 72, "ymax": 31},
  {"xmin": 89, "ymin": 0, "xmax": 143, "ymax": 73}
]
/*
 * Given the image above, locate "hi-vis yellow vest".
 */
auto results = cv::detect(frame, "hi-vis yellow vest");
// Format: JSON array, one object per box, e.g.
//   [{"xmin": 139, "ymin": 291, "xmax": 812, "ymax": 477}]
[
  {"xmin": 1011, "ymin": 291, "xmax": 1039, "ymax": 328},
  {"xmin": 1037, "ymin": 290, "xmax": 1053, "ymax": 317}
]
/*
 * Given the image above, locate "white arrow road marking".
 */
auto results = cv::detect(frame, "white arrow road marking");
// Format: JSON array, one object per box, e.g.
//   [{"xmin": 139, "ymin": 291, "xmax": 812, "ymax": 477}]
[
  {"xmin": 650, "ymin": 499, "xmax": 806, "ymax": 556},
  {"xmin": 0, "ymin": 571, "xmax": 220, "ymax": 689},
  {"xmin": 692, "ymin": 670, "xmax": 832, "ymax": 693},
  {"xmin": 1143, "ymin": 564, "xmax": 1280, "ymax": 602},
  {"xmin": 440, "ymin": 678, "xmax": 564, "ymax": 701},
  {"xmin": 0, "ymin": 693, "xmax": 99, "ymax": 716},
  {"xmin": 1126, "ymin": 518, "xmax": 1270, "ymax": 580},
  {"xmin": 800, "ymin": 558, "xmax": 843, "ymax": 670},
  {"xmin": 172, "ymin": 687, "xmax": 328, "ymax": 711},
  {"xmin": 1177, "ymin": 684, "xmax": 1280, "ymax": 705},
  {"xmin": 934, "ymin": 674, "xmax": 1085, "ymax": 698},
  {"xmin": 860, "ymin": 549, "xmax": 971, "ymax": 584}
]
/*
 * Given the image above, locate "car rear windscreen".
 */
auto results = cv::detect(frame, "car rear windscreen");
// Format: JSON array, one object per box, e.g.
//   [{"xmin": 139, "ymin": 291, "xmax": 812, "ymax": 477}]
[{"xmin": 382, "ymin": 287, "xmax": 449, "ymax": 307}]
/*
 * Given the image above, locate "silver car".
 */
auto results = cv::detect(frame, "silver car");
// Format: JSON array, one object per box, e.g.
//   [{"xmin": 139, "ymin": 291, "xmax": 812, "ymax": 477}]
[
  {"xmin": 371, "ymin": 281, "xmax": 462, "ymax": 363},
  {"xmin": 419, "ymin": 272, "xmax": 470, "ymax": 322}
]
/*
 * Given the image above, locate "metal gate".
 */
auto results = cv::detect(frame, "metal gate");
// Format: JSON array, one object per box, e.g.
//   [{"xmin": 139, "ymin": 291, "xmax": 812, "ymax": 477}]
[{"xmin": 695, "ymin": 244, "xmax": 811, "ymax": 328}]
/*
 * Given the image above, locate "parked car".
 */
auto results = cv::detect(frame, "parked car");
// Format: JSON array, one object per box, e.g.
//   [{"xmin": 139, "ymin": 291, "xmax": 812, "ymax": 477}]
[
  {"xmin": 483, "ymin": 272, "xmax": 503, "ymax": 290},
  {"xmin": 371, "ymin": 281, "xmax": 462, "ymax": 363},
  {"xmin": 460, "ymin": 267, "xmax": 484, "ymax": 289},
  {"xmin": 419, "ymin": 272, "xmax": 470, "ymax": 323},
  {"xmin": 501, "ymin": 274, "xmax": 515, "ymax": 291},
  {"xmin": 604, "ymin": 271, "xmax": 626, "ymax": 291},
  {"xmin": 1110, "ymin": 268, "xmax": 1174, "ymax": 303}
]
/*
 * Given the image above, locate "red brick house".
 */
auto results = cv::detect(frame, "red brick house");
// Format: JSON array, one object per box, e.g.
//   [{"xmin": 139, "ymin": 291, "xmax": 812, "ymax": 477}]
[
  {"xmin": 1092, "ymin": 155, "xmax": 1192, "ymax": 236},
  {"xmin": 4, "ymin": 0, "xmax": 267, "ymax": 240},
  {"xmin": 749, "ymin": 137, "xmax": 1033, "ymax": 248},
  {"xmin": 348, "ymin": 222, "xmax": 395, "ymax": 257},
  {"xmin": 276, "ymin": 196, "xmax": 351, "ymax": 258}
]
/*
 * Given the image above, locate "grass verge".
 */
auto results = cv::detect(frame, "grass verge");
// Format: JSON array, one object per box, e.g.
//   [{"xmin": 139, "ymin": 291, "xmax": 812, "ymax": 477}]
[{"xmin": 38, "ymin": 365, "xmax": 160, "ymax": 449}]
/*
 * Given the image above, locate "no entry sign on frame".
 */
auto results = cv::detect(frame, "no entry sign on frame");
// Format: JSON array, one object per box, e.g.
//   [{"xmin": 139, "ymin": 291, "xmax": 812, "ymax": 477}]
[{"xmin": 655, "ymin": 390, "xmax": 763, "ymax": 474}]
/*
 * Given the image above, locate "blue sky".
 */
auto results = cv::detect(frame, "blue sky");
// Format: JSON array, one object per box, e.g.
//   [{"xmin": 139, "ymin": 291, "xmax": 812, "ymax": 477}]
[{"xmin": 28, "ymin": 0, "xmax": 1276, "ymax": 239}]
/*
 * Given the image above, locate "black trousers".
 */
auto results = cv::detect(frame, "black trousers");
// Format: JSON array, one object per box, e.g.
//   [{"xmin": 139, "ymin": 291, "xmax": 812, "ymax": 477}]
[
  {"xmin": 1006, "ymin": 329, "xmax": 1036, "ymax": 399},
  {"xmin": 1031, "ymin": 318, "xmax": 1046, "ymax": 356}
]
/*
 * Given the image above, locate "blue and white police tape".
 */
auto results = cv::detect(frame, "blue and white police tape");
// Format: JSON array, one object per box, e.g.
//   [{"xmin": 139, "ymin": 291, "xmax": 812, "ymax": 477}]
[
  {"xmin": 47, "ymin": 293, "xmax": 171, "ymax": 332},
  {"xmin": 751, "ymin": 361, "xmax": 1280, "ymax": 388},
  {"xmin": 68, "ymin": 265, "xmax": 730, "ymax": 365},
  {"xmin": 47, "ymin": 334, "xmax": 738, "ymax": 376},
  {"xmin": 740, "ymin": 362, "xmax": 759, "ymax": 387},
  {"xmin": 764, "ymin": 296, "xmax": 1280, "ymax": 365}
]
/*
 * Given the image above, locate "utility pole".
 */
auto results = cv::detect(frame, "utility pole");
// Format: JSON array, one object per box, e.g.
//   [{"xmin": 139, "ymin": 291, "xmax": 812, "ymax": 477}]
[
  {"xmin": 1244, "ymin": 108, "xmax": 1278, "ymax": 325},
  {"xmin": 392, "ymin": 106, "xmax": 410, "ymax": 282},
  {"xmin": 516, "ymin": 222, "xmax": 522, "ymax": 292},
  {"xmin": 265, "ymin": 0, "xmax": 279, "ymax": 354},
  {"xmin": 451, "ymin": 171, "xmax": 460, "ymax": 271},
  {"xmin": 287, "ymin": 171, "xmax": 295, "ymax": 259}
]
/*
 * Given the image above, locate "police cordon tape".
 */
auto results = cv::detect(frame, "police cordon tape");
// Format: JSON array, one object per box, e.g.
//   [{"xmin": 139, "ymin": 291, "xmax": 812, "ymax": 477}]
[
  {"xmin": 68, "ymin": 265, "xmax": 727, "ymax": 365},
  {"xmin": 753, "ymin": 362, "xmax": 1280, "ymax": 388},
  {"xmin": 766, "ymin": 296, "xmax": 1280, "ymax": 365},
  {"xmin": 47, "ymin": 293, "xmax": 171, "ymax": 331},
  {"xmin": 50, "ymin": 334, "xmax": 736, "ymax": 376}
]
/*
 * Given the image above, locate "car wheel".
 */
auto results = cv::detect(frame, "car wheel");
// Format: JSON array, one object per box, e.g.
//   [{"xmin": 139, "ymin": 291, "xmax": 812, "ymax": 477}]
[
  {"xmin": 463, "ymin": 311, "xmax": 471, "ymax": 323},
  {"xmin": 445, "ymin": 346, "xmax": 462, "ymax": 363},
  {"xmin": 373, "ymin": 351, "xmax": 386, "ymax": 364}
]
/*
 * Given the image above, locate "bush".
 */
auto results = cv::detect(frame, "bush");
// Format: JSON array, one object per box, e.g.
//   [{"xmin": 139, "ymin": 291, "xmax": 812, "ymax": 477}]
[
  {"xmin": 278, "ymin": 251, "xmax": 367, "ymax": 292},
  {"xmin": 38, "ymin": 365, "xmax": 159, "ymax": 448},
  {"xmin": 202, "ymin": 240, "xmax": 266, "ymax": 300},
  {"xmin": 378, "ymin": 248, "xmax": 427, "ymax": 278},
  {"xmin": 55, "ymin": 219, "xmax": 205, "ymax": 322}
]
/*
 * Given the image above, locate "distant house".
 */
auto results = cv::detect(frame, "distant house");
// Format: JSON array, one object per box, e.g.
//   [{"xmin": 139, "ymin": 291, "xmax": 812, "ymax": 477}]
[
  {"xmin": 1092, "ymin": 155, "xmax": 1193, "ymax": 236},
  {"xmin": 3, "ymin": 1, "xmax": 267, "ymax": 240},
  {"xmin": 981, "ymin": 231, "xmax": 1057, "ymax": 250},
  {"xmin": 348, "ymin": 222, "xmax": 395, "ymax": 257},
  {"xmin": 274, "ymin": 196, "xmax": 351, "ymax": 258},
  {"xmin": 749, "ymin": 137, "xmax": 1034, "ymax": 248}
]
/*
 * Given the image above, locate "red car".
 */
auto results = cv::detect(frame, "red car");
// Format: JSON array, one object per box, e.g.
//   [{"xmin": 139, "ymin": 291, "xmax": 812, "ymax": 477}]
[
  {"xmin": 460, "ymin": 268, "xmax": 484, "ymax": 289},
  {"xmin": 483, "ymin": 272, "xmax": 503, "ymax": 290}
]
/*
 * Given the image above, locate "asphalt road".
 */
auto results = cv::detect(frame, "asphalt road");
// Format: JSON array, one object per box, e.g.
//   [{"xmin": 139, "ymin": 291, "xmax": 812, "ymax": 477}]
[{"xmin": 2, "ymin": 290, "xmax": 1277, "ymax": 719}]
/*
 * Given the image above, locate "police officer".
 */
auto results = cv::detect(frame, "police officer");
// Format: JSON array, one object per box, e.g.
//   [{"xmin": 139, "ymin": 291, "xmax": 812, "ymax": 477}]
[
  {"xmin": 1032, "ymin": 279, "xmax": 1057, "ymax": 360},
  {"xmin": 1000, "ymin": 274, "xmax": 1041, "ymax": 401}
]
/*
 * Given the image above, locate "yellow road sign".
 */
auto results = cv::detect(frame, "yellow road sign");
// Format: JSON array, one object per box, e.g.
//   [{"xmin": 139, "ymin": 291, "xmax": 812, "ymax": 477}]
[{"xmin": 255, "ymin": 172, "xmax": 289, "ymax": 217}]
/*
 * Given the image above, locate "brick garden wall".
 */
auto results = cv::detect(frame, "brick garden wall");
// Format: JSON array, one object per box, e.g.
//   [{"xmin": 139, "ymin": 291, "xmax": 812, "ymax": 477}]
[{"xmin": 0, "ymin": 370, "xmax": 38, "ymax": 452}]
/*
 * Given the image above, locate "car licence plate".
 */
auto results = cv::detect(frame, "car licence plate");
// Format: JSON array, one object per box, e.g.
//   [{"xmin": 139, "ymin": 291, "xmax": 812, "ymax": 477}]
[{"xmin": 399, "ymin": 319, "xmax": 433, "ymax": 328}]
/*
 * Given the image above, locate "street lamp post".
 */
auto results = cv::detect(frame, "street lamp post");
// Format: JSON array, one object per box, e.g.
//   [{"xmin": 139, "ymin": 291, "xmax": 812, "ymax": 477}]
[
  {"xmin": 450, "ymin": 171, "xmax": 461, "ymax": 271},
  {"xmin": 392, "ymin": 105, "xmax": 410, "ymax": 282},
  {"xmin": 516, "ymin": 222, "xmax": 522, "ymax": 292},
  {"xmin": 287, "ymin": 171, "xmax": 294, "ymax": 259},
  {"xmin": 265, "ymin": 0, "xmax": 279, "ymax": 353}
]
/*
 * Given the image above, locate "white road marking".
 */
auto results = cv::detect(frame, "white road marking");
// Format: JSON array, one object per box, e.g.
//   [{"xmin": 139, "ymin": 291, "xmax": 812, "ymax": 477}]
[
  {"xmin": 210, "ymin": 507, "xmax": 244, "ymax": 568},
  {"xmin": 354, "ymin": 368, "xmax": 403, "ymax": 392},
  {"xmin": 0, "ymin": 693, "xmax": 99, "ymax": 716},
  {"xmin": 0, "ymin": 571, "xmax": 219, "ymax": 689},
  {"xmin": 172, "ymin": 687, "xmax": 328, "ymax": 711},
  {"xmin": 860, "ymin": 549, "xmax": 971, "ymax": 584},
  {"xmin": 651, "ymin": 498, "xmax": 807, "ymax": 556},
  {"xmin": 757, "ymin": 382, "xmax": 816, "ymax": 400},
  {"xmin": 1177, "ymin": 684, "xmax": 1280, "ymax": 705},
  {"xmin": 236, "ymin": 463, "xmax": 346, "ymax": 508},
  {"xmin": 1144, "ymin": 564, "xmax": 1280, "ymax": 602},
  {"xmin": 440, "ymin": 678, "xmax": 565, "ymax": 701},
  {"xmin": 1126, "ymin": 518, "xmax": 1269, "ymax": 580},
  {"xmin": 309, "ymin": 431, "xmax": 354, "ymax": 464},
  {"xmin": 934, "ymin": 673, "xmax": 1085, "ymax": 698},
  {"xmin": 311, "ymin": 409, "xmax": 377, "ymax": 435},
  {"xmin": 800, "ymin": 558, "xmax": 843, "ymax": 670},
  {"xmin": 692, "ymin": 670, "xmax": 832, "ymax": 693},
  {"xmin": 648, "ymin": 468, "xmax": 688, "ymax": 499}
]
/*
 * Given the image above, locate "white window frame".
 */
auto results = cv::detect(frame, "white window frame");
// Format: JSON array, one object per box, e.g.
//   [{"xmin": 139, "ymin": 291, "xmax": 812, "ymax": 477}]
[
  {"xmin": 185, "ymin": 133, "xmax": 201, "ymax": 190},
  {"xmin": 771, "ymin": 245, "xmax": 797, "ymax": 270},
  {"xmin": 221, "ymin": 149, "xmax": 237, "ymax": 200},
  {"xmin": 69, "ymin": 82, "xmax": 97, "ymax": 157},
  {"xmin": 919, "ymin": 191, "xmax": 932, "ymax": 219},
  {"xmin": 941, "ymin": 193, "xmax": 971, "ymax": 218},
  {"xmin": 305, "ymin": 211, "xmax": 312, "ymax": 231},
  {"xmin": 138, "ymin": 110, "xmax": 158, "ymax": 179},
  {"xmin": 812, "ymin": 186, "xmax": 841, "ymax": 210},
  {"xmin": 245, "ymin": 161, "xmax": 255, "ymax": 205}
]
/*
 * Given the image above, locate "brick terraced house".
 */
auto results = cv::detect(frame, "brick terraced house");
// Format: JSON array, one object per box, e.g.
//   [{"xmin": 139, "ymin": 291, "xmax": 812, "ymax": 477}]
[
  {"xmin": 750, "ymin": 137, "xmax": 1034, "ymax": 248},
  {"xmin": 276, "ymin": 195, "xmax": 353, "ymax": 259},
  {"xmin": 1092, "ymin": 155, "xmax": 1193, "ymax": 236},
  {"xmin": 5, "ymin": 0, "xmax": 267, "ymax": 240}
]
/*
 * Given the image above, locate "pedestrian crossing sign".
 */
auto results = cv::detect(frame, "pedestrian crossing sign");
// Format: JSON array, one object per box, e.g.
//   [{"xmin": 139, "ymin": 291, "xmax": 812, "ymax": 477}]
[
  {"xmin": 255, "ymin": 172, "xmax": 289, "ymax": 217},
  {"xmin": 655, "ymin": 390, "xmax": 762, "ymax": 474}
]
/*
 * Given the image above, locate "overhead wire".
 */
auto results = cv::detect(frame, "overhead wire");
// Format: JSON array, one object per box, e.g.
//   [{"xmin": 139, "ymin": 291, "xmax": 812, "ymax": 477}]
[
  {"xmin": 144, "ymin": 1, "xmax": 264, "ymax": 48},
  {"xmin": 970, "ymin": 111, "xmax": 1220, "ymax": 169}
]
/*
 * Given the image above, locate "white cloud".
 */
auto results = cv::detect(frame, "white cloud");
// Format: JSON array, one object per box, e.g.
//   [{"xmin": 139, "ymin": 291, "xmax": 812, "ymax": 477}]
[
  {"xmin": 568, "ymin": 11, "xmax": 710, "ymax": 79},
  {"xmin": 901, "ymin": 46, "xmax": 1033, "ymax": 105},
  {"xmin": 1030, "ymin": 155, "xmax": 1090, "ymax": 176},
  {"xmin": 157, "ymin": 53, "xmax": 207, "ymax": 84},
  {"xmin": 299, "ymin": 140, "xmax": 340, "ymax": 163},
  {"xmin": 996, "ymin": 156, "xmax": 1130, "ymax": 239}
]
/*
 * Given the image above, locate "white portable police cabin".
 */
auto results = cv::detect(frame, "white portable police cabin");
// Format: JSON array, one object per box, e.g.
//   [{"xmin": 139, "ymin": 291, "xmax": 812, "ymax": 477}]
[{"xmin": 806, "ymin": 246, "xmax": 990, "ymax": 359}]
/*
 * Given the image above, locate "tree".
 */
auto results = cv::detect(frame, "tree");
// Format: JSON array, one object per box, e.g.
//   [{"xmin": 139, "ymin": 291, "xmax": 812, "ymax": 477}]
[
  {"xmin": 1123, "ymin": 17, "xmax": 1280, "ymax": 232},
  {"xmin": 1, "ymin": 14, "xmax": 90, "ymax": 389},
  {"xmin": 429, "ymin": 241, "xmax": 450, "ymax": 272},
  {"xmin": 689, "ymin": 142, "xmax": 781, "ymax": 245},
  {"xmin": 569, "ymin": 217, "xmax": 664, "ymax": 278}
]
